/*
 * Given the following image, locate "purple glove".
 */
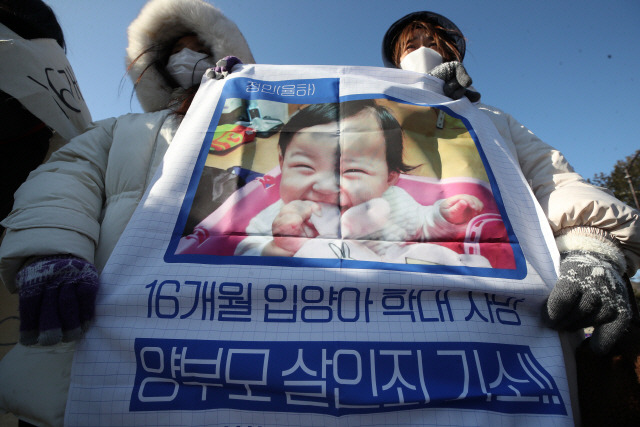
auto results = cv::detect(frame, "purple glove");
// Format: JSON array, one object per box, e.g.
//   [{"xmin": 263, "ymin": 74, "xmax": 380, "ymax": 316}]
[
  {"xmin": 16, "ymin": 255, "xmax": 99, "ymax": 346},
  {"xmin": 211, "ymin": 55, "xmax": 242, "ymax": 79}
]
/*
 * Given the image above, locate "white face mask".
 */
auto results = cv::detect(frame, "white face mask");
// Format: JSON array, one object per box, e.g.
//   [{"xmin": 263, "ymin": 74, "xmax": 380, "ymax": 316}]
[
  {"xmin": 166, "ymin": 47, "xmax": 216, "ymax": 89},
  {"xmin": 399, "ymin": 46, "xmax": 443, "ymax": 74}
]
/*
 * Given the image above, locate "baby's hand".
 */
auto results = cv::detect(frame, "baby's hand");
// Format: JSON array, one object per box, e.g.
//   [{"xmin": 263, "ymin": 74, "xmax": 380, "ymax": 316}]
[
  {"xmin": 271, "ymin": 200, "xmax": 321, "ymax": 255},
  {"xmin": 440, "ymin": 194, "xmax": 483, "ymax": 225}
]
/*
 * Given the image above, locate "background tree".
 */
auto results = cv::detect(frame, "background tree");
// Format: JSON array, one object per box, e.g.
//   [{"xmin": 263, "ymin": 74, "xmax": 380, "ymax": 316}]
[
  {"xmin": 590, "ymin": 149, "xmax": 640, "ymax": 306},
  {"xmin": 590, "ymin": 149, "xmax": 640, "ymax": 210}
]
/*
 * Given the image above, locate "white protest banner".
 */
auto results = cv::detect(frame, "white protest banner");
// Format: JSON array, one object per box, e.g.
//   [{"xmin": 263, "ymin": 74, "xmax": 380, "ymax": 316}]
[
  {"xmin": 0, "ymin": 24, "xmax": 91, "ymax": 141},
  {"xmin": 65, "ymin": 64, "xmax": 572, "ymax": 426}
]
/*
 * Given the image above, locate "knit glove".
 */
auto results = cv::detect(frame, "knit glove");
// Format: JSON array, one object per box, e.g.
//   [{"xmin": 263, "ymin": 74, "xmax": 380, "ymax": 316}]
[
  {"xmin": 428, "ymin": 61, "xmax": 481, "ymax": 102},
  {"xmin": 210, "ymin": 56, "xmax": 242, "ymax": 80},
  {"xmin": 542, "ymin": 250, "xmax": 632, "ymax": 354},
  {"xmin": 16, "ymin": 255, "xmax": 99, "ymax": 346}
]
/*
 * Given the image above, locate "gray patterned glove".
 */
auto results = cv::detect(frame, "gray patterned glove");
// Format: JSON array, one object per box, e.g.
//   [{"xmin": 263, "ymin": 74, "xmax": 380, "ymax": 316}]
[
  {"xmin": 542, "ymin": 250, "xmax": 632, "ymax": 354},
  {"xmin": 428, "ymin": 61, "xmax": 481, "ymax": 102}
]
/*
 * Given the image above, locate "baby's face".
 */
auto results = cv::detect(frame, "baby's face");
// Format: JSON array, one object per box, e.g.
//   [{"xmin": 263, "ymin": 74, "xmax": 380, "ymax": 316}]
[
  {"xmin": 339, "ymin": 109, "xmax": 398, "ymax": 212},
  {"xmin": 279, "ymin": 108, "xmax": 398, "ymax": 211},
  {"xmin": 279, "ymin": 121, "xmax": 340, "ymax": 205}
]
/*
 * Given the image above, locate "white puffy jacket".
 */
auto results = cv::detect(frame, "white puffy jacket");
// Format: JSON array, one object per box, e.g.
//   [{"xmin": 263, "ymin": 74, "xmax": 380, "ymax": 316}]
[
  {"xmin": 479, "ymin": 103, "xmax": 640, "ymax": 275},
  {"xmin": 0, "ymin": 110, "xmax": 179, "ymax": 427},
  {"xmin": 0, "ymin": 110, "xmax": 175, "ymax": 292}
]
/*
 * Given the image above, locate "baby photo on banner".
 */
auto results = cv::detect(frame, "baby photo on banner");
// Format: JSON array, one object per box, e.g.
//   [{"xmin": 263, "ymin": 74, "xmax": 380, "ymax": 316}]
[
  {"xmin": 168, "ymin": 77, "xmax": 524, "ymax": 278},
  {"xmin": 65, "ymin": 65, "xmax": 572, "ymax": 427}
]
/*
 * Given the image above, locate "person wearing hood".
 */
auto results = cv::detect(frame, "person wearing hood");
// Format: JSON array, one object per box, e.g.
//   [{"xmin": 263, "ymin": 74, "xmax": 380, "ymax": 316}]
[
  {"xmin": 382, "ymin": 10, "xmax": 640, "ymax": 424},
  {"xmin": 0, "ymin": 0, "xmax": 253, "ymax": 425}
]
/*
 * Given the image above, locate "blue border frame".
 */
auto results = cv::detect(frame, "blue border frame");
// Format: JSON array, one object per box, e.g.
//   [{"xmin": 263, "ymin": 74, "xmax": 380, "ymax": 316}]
[{"xmin": 164, "ymin": 77, "xmax": 526, "ymax": 279}]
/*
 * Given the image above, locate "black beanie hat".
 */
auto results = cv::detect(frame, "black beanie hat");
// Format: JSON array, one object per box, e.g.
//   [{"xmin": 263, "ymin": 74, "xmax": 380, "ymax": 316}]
[{"xmin": 382, "ymin": 11, "xmax": 465, "ymax": 67}]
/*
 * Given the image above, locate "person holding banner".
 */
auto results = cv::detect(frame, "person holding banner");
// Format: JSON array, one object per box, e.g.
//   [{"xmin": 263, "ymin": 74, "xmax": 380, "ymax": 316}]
[
  {"xmin": 382, "ymin": 9, "xmax": 640, "ymax": 422},
  {"xmin": 1, "ymin": 0, "xmax": 253, "ymax": 345},
  {"xmin": 0, "ymin": 0, "xmax": 92, "ymax": 234},
  {"xmin": 0, "ymin": 0, "xmax": 253, "ymax": 425},
  {"xmin": 383, "ymin": 9, "xmax": 640, "ymax": 354}
]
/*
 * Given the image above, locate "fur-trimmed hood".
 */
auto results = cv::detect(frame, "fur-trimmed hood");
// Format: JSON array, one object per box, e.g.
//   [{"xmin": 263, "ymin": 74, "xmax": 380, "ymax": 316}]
[{"xmin": 126, "ymin": 0, "xmax": 255, "ymax": 112}]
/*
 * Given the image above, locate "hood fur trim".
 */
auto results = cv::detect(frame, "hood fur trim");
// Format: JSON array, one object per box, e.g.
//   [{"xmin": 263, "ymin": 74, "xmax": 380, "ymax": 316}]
[{"xmin": 126, "ymin": 0, "xmax": 255, "ymax": 112}]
